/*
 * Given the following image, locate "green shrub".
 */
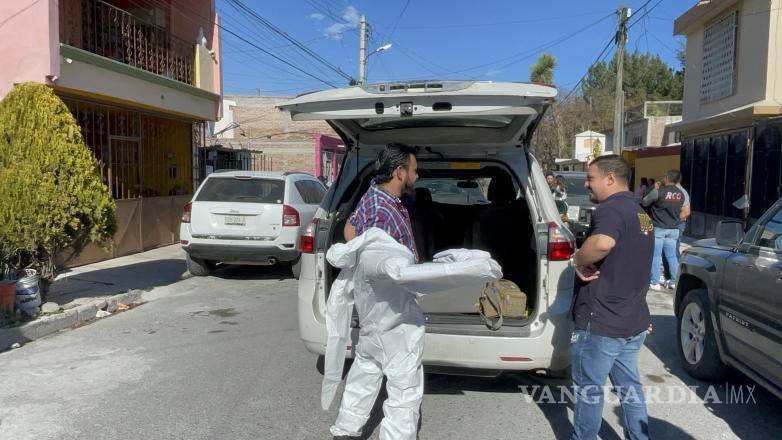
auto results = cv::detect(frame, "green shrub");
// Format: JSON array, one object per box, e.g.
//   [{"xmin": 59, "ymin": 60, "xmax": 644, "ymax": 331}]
[{"xmin": 0, "ymin": 83, "xmax": 116, "ymax": 297}]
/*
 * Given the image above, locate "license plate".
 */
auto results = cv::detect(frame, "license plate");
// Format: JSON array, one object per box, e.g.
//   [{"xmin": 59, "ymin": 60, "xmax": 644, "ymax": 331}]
[{"xmin": 224, "ymin": 215, "xmax": 245, "ymax": 226}]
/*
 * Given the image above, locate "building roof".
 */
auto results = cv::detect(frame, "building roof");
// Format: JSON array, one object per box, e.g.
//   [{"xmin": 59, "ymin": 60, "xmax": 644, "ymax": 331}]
[
  {"xmin": 574, "ymin": 130, "xmax": 605, "ymax": 137},
  {"xmin": 668, "ymin": 100, "xmax": 782, "ymax": 134},
  {"xmin": 674, "ymin": 0, "xmax": 740, "ymax": 35}
]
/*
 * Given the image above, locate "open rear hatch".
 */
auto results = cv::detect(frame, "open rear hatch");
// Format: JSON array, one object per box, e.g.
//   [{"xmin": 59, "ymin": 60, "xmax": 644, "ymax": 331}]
[
  {"xmin": 277, "ymin": 80, "xmax": 555, "ymax": 150},
  {"xmin": 279, "ymin": 81, "xmax": 556, "ymax": 329}
]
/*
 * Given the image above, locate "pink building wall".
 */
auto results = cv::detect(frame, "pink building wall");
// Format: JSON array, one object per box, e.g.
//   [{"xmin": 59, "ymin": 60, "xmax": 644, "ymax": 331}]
[
  {"xmin": 0, "ymin": 0, "xmax": 60, "ymax": 97},
  {"xmin": 0, "ymin": 0, "xmax": 221, "ymax": 102},
  {"xmin": 314, "ymin": 133, "xmax": 346, "ymax": 184}
]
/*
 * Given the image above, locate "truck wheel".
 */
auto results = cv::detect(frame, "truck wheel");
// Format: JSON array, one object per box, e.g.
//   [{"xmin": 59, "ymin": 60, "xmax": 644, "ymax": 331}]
[
  {"xmin": 186, "ymin": 253, "xmax": 213, "ymax": 276},
  {"xmin": 677, "ymin": 289, "xmax": 728, "ymax": 381}
]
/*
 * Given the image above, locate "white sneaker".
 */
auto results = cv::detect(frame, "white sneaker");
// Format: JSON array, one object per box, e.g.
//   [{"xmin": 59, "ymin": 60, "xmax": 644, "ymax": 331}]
[
  {"xmin": 649, "ymin": 283, "xmax": 661, "ymax": 290},
  {"xmin": 665, "ymin": 280, "xmax": 676, "ymax": 290}
]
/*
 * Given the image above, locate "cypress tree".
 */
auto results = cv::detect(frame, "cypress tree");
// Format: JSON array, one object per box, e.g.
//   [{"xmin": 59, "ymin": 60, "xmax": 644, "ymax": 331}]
[{"xmin": 0, "ymin": 83, "xmax": 116, "ymax": 298}]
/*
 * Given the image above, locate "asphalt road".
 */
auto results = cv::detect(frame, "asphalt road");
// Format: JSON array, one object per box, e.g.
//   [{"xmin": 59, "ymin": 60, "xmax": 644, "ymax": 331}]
[{"xmin": 0, "ymin": 263, "xmax": 780, "ymax": 440}]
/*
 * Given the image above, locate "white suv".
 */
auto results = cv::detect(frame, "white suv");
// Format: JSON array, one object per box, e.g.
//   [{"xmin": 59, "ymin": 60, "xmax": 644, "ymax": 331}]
[
  {"xmin": 278, "ymin": 81, "xmax": 577, "ymax": 375},
  {"xmin": 180, "ymin": 171, "xmax": 326, "ymax": 278}
]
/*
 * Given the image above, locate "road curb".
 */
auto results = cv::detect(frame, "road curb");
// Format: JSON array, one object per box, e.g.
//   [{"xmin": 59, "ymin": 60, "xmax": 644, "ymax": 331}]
[{"xmin": 0, "ymin": 289, "xmax": 147, "ymax": 352}]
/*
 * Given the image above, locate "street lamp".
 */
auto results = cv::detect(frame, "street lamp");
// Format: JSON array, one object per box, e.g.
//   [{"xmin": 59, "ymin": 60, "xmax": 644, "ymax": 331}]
[
  {"xmin": 369, "ymin": 44, "xmax": 393, "ymax": 57},
  {"xmin": 359, "ymin": 43, "xmax": 392, "ymax": 85}
]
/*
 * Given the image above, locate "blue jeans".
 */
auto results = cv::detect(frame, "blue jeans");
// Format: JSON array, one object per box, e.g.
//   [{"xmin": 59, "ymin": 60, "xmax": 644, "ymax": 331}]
[
  {"xmin": 651, "ymin": 227, "xmax": 679, "ymax": 284},
  {"xmin": 571, "ymin": 324, "xmax": 650, "ymax": 440}
]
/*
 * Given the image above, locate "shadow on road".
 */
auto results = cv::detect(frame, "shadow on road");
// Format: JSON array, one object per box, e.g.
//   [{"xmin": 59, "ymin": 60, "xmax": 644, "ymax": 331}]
[
  {"xmin": 211, "ymin": 264, "xmax": 294, "ymax": 281},
  {"xmin": 49, "ymin": 259, "xmax": 187, "ymax": 304},
  {"xmin": 646, "ymin": 314, "xmax": 782, "ymax": 439}
]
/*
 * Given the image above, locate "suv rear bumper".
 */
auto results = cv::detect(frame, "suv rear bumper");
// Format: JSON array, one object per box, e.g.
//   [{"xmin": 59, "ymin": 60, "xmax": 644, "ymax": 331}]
[
  {"xmin": 184, "ymin": 242, "xmax": 299, "ymax": 263},
  {"xmin": 297, "ymin": 254, "xmax": 572, "ymax": 371}
]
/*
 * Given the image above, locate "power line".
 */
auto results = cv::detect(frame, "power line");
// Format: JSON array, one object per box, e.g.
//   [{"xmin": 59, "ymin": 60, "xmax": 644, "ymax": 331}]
[
  {"xmin": 128, "ymin": 0, "xmax": 339, "ymax": 87},
  {"xmin": 560, "ymin": 1, "xmax": 667, "ymax": 105},
  {"xmin": 222, "ymin": 2, "xmax": 344, "ymax": 83},
  {"xmin": 367, "ymin": 1, "xmax": 411, "ymax": 80},
  {"xmin": 559, "ymin": 36, "xmax": 616, "ymax": 104},
  {"xmin": 395, "ymin": 11, "xmax": 612, "ymax": 30},
  {"xmin": 303, "ymin": 0, "xmax": 346, "ymax": 23},
  {"xmin": 220, "ymin": 38, "xmax": 337, "ymax": 83},
  {"xmin": 436, "ymin": 12, "xmax": 614, "ymax": 77},
  {"xmin": 628, "ymin": 0, "xmax": 664, "ymax": 29},
  {"xmin": 228, "ymin": 0, "xmax": 355, "ymax": 83},
  {"xmin": 384, "ymin": 0, "xmax": 411, "ymax": 44},
  {"xmin": 392, "ymin": 42, "xmax": 447, "ymax": 77}
]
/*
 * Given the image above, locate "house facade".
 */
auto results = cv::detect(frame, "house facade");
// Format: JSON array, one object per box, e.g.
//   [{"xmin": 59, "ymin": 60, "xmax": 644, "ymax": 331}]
[
  {"xmin": 0, "ymin": 0, "xmax": 223, "ymax": 264},
  {"xmin": 573, "ymin": 130, "xmax": 607, "ymax": 162},
  {"xmin": 210, "ymin": 95, "xmax": 339, "ymax": 176},
  {"xmin": 672, "ymin": 0, "xmax": 782, "ymax": 237}
]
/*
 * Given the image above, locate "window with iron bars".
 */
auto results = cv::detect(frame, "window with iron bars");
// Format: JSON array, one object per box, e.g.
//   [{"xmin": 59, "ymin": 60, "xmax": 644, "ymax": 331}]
[{"xmin": 61, "ymin": 96, "xmax": 195, "ymax": 200}]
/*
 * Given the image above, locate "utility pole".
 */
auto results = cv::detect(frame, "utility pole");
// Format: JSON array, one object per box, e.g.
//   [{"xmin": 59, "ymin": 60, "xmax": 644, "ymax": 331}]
[
  {"xmin": 613, "ymin": 6, "xmax": 629, "ymax": 155},
  {"xmin": 358, "ymin": 15, "xmax": 367, "ymax": 85}
]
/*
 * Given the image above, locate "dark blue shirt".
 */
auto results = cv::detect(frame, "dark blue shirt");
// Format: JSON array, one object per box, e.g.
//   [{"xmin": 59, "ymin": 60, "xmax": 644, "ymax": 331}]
[{"xmin": 570, "ymin": 191, "xmax": 654, "ymax": 338}]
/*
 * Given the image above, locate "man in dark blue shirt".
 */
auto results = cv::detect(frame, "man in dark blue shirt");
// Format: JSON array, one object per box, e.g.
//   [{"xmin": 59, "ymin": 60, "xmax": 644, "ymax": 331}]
[{"xmin": 570, "ymin": 155, "xmax": 654, "ymax": 440}]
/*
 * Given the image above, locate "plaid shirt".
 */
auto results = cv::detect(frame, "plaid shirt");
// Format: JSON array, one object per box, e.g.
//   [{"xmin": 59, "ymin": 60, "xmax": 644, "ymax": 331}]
[{"xmin": 349, "ymin": 184, "xmax": 419, "ymax": 262}]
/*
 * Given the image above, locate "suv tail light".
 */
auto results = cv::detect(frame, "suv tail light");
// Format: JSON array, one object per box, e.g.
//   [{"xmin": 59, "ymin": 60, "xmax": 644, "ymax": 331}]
[
  {"xmin": 299, "ymin": 218, "xmax": 317, "ymax": 253},
  {"xmin": 182, "ymin": 202, "xmax": 192, "ymax": 223},
  {"xmin": 283, "ymin": 205, "xmax": 300, "ymax": 226},
  {"xmin": 548, "ymin": 221, "xmax": 575, "ymax": 261}
]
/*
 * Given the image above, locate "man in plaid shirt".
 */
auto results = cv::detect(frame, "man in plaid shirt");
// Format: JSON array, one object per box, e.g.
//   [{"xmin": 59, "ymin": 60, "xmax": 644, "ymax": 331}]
[
  {"xmin": 331, "ymin": 142, "xmax": 421, "ymax": 440},
  {"xmin": 344, "ymin": 143, "xmax": 419, "ymax": 262}
]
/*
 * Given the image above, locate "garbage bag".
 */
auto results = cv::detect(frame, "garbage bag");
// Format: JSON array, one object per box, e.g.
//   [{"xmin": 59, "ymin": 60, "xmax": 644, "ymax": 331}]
[{"xmin": 322, "ymin": 227, "xmax": 502, "ymax": 410}]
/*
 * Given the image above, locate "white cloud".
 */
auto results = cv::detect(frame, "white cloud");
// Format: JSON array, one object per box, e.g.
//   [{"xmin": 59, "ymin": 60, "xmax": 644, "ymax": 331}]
[
  {"xmin": 485, "ymin": 68, "xmax": 503, "ymax": 77},
  {"xmin": 308, "ymin": 12, "xmax": 325, "ymax": 21},
  {"xmin": 342, "ymin": 6, "xmax": 360, "ymax": 25},
  {"xmin": 324, "ymin": 6, "xmax": 361, "ymax": 40}
]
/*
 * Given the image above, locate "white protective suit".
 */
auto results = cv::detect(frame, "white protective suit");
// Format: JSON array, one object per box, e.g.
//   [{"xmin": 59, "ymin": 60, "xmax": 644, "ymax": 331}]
[{"xmin": 324, "ymin": 228, "xmax": 502, "ymax": 439}]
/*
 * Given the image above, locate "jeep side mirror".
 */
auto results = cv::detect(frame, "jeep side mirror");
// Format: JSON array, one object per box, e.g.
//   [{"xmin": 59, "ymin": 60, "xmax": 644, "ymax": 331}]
[{"xmin": 716, "ymin": 220, "xmax": 743, "ymax": 247}]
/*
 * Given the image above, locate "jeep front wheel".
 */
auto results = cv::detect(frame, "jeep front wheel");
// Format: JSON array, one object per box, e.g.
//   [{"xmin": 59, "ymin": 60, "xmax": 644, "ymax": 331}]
[{"xmin": 677, "ymin": 289, "xmax": 728, "ymax": 380}]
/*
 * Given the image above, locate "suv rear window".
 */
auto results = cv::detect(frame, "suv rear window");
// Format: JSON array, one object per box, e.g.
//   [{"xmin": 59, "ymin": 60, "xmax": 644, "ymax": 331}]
[
  {"xmin": 295, "ymin": 180, "xmax": 326, "ymax": 204},
  {"xmin": 416, "ymin": 178, "xmax": 490, "ymax": 206},
  {"xmin": 560, "ymin": 175, "xmax": 588, "ymax": 196},
  {"xmin": 196, "ymin": 177, "xmax": 284, "ymax": 204}
]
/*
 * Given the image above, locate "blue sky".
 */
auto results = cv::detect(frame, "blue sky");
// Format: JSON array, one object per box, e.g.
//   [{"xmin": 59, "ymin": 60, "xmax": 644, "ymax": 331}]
[{"xmin": 218, "ymin": 0, "xmax": 692, "ymax": 96}]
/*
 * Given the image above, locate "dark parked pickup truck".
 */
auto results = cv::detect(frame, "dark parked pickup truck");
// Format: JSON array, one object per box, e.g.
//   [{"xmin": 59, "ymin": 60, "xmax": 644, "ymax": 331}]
[{"xmin": 675, "ymin": 198, "xmax": 782, "ymax": 399}]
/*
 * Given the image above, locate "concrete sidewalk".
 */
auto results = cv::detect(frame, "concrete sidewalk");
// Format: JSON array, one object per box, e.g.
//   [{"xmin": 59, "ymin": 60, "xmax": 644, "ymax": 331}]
[
  {"xmin": 1, "ymin": 245, "xmax": 188, "ymax": 351},
  {"xmin": 49, "ymin": 245, "xmax": 187, "ymax": 308}
]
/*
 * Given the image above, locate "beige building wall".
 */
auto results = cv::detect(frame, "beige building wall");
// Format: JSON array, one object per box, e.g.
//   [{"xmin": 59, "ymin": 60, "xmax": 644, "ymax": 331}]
[
  {"xmin": 647, "ymin": 116, "xmax": 683, "ymax": 146},
  {"xmin": 677, "ymin": 0, "xmax": 774, "ymax": 123},
  {"xmin": 219, "ymin": 95, "xmax": 338, "ymax": 174},
  {"xmin": 767, "ymin": 0, "xmax": 782, "ymax": 102}
]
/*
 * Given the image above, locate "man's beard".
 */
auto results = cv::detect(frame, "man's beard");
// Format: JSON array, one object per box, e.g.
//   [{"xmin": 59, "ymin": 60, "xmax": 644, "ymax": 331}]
[{"xmin": 404, "ymin": 180, "xmax": 416, "ymax": 196}]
